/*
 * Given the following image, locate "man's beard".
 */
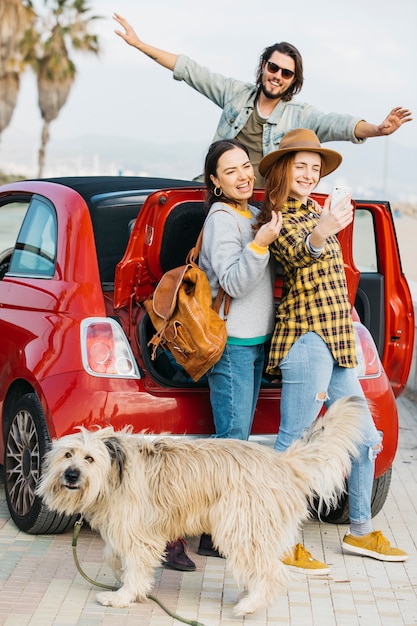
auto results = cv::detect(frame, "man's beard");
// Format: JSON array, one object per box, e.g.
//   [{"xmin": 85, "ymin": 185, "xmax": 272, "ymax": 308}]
[{"xmin": 260, "ymin": 82, "xmax": 288, "ymax": 100}]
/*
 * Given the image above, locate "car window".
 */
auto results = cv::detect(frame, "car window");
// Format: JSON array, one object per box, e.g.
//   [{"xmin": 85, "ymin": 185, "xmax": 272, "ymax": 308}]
[
  {"xmin": 8, "ymin": 195, "xmax": 57, "ymax": 278},
  {"xmin": 0, "ymin": 201, "xmax": 29, "ymax": 251},
  {"xmin": 352, "ymin": 209, "xmax": 378, "ymax": 272},
  {"xmin": 89, "ymin": 193, "xmax": 148, "ymax": 284},
  {"xmin": 0, "ymin": 199, "xmax": 30, "ymax": 280}
]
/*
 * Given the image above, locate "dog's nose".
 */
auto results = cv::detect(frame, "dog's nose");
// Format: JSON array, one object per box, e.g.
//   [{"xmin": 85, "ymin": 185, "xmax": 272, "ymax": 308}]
[{"xmin": 64, "ymin": 468, "xmax": 80, "ymax": 484}]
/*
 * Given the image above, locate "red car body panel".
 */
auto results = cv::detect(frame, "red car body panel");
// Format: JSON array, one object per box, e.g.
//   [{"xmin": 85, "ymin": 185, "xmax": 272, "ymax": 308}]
[{"xmin": 0, "ymin": 179, "xmax": 413, "ymax": 487}]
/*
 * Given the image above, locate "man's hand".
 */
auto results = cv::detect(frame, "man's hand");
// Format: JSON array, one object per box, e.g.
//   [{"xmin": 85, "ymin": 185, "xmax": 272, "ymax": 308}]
[
  {"xmin": 354, "ymin": 107, "xmax": 413, "ymax": 139},
  {"xmin": 113, "ymin": 13, "xmax": 177, "ymax": 70},
  {"xmin": 113, "ymin": 13, "xmax": 141, "ymax": 48},
  {"xmin": 377, "ymin": 107, "xmax": 413, "ymax": 135}
]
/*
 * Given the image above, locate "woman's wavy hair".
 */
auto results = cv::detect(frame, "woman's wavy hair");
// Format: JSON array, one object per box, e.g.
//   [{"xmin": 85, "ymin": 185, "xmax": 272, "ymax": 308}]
[
  {"xmin": 204, "ymin": 139, "xmax": 251, "ymax": 209},
  {"xmin": 255, "ymin": 153, "xmax": 295, "ymax": 229},
  {"xmin": 255, "ymin": 42, "xmax": 303, "ymax": 102}
]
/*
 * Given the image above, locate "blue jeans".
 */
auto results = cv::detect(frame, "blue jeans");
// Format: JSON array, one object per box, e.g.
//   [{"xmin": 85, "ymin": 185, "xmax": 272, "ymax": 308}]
[
  {"xmin": 275, "ymin": 332, "xmax": 382, "ymax": 524},
  {"xmin": 207, "ymin": 343, "xmax": 265, "ymax": 440}
]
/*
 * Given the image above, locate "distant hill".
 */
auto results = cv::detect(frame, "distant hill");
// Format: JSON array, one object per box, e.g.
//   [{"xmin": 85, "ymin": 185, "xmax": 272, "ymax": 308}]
[{"xmin": 1, "ymin": 131, "xmax": 416, "ymax": 203}]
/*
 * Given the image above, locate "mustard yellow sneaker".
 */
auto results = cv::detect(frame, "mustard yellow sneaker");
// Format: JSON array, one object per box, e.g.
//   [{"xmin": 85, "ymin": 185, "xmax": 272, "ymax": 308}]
[
  {"xmin": 342, "ymin": 531, "xmax": 408, "ymax": 562},
  {"xmin": 282, "ymin": 543, "xmax": 330, "ymax": 576}
]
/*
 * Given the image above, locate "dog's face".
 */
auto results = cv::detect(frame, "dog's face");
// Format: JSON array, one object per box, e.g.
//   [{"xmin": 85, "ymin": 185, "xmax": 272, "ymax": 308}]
[{"xmin": 37, "ymin": 427, "xmax": 126, "ymax": 517}]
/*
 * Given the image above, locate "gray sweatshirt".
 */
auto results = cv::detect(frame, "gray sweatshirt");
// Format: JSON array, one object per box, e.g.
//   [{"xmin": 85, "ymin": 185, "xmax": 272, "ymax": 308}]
[{"xmin": 199, "ymin": 202, "xmax": 275, "ymax": 343}]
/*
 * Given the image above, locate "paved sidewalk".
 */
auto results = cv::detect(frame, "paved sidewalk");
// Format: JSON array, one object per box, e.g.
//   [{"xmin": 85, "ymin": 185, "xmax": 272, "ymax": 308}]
[{"xmin": 0, "ymin": 393, "xmax": 416, "ymax": 626}]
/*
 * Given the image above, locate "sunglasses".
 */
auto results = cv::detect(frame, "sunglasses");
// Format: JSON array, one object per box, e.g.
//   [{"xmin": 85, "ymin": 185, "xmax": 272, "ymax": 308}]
[{"xmin": 266, "ymin": 61, "xmax": 295, "ymax": 79}]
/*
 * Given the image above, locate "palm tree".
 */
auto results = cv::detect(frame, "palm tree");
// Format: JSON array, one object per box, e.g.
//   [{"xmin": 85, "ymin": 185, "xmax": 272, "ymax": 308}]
[
  {"xmin": 34, "ymin": 0, "xmax": 100, "ymax": 176},
  {"xmin": 0, "ymin": 0, "xmax": 35, "ymax": 138}
]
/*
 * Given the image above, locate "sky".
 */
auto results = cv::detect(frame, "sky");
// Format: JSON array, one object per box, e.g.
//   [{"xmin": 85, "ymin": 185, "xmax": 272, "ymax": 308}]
[{"xmin": 1, "ymin": 0, "xmax": 416, "ymax": 198}]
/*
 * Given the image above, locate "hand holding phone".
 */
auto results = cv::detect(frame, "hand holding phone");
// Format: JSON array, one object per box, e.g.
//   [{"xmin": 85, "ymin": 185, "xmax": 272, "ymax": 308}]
[{"xmin": 330, "ymin": 186, "xmax": 351, "ymax": 211}]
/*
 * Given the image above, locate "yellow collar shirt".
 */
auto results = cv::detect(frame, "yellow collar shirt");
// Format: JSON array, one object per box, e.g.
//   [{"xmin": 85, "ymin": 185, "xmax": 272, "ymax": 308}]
[{"xmin": 267, "ymin": 197, "xmax": 357, "ymax": 374}]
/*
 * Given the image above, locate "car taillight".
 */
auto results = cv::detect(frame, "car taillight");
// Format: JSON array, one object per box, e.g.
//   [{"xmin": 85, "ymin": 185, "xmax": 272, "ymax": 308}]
[
  {"xmin": 353, "ymin": 321, "xmax": 381, "ymax": 378},
  {"xmin": 80, "ymin": 318, "xmax": 140, "ymax": 378}
]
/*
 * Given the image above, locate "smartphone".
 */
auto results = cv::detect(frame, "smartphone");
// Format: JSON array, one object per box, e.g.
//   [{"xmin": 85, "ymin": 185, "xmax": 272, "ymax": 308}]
[{"xmin": 330, "ymin": 186, "xmax": 351, "ymax": 211}]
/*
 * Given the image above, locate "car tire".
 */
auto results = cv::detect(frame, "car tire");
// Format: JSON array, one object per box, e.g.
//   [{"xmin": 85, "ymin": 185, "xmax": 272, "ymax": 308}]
[
  {"xmin": 4, "ymin": 392, "xmax": 76, "ymax": 534},
  {"xmin": 316, "ymin": 467, "xmax": 393, "ymax": 524}
]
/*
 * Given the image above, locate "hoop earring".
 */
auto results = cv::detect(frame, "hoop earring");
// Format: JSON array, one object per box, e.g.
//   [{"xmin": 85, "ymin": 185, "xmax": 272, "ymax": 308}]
[{"xmin": 214, "ymin": 186, "xmax": 222, "ymax": 197}]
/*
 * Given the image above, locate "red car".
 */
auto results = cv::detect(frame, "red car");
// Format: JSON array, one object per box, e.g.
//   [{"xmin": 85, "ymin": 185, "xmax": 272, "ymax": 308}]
[{"xmin": 0, "ymin": 176, "xmax": 414, "ymax": 534}]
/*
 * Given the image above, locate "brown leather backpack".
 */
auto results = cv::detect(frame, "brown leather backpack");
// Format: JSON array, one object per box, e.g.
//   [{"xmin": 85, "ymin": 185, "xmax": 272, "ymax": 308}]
[{"xmin": 144, "ymin": 221, "xmax": 231, "ymax": 382}]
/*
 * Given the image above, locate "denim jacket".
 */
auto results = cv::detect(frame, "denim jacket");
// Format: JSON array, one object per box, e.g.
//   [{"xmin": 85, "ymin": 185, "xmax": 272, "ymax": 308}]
[{"xmin": 173, "ymin": 54, "xmax": 365, "ymax": 153}]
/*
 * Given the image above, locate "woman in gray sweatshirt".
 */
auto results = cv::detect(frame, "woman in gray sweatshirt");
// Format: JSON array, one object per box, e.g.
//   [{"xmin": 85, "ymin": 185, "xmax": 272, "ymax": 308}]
[{"xmin": 199, "ymin": 139, "xmax": 281, "ymax": 441}]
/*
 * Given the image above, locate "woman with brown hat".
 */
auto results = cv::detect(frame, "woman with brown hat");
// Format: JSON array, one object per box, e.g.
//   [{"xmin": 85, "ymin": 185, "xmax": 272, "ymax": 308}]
[{"xmin": 257, "ymin": 128, "xmax": 408, "ymax": 575}]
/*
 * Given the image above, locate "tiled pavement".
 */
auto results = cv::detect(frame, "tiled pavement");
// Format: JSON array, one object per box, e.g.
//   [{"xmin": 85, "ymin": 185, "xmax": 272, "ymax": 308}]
[{"xmin": 0, "ymin": 393, "xmax": 416, "ymax": 626}]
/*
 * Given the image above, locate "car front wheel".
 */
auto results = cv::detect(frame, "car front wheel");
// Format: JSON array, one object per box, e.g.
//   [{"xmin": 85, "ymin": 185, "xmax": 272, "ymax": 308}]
[{"xmin": 4, "ymin": 393, "xmax": 75, "ymax": 534}]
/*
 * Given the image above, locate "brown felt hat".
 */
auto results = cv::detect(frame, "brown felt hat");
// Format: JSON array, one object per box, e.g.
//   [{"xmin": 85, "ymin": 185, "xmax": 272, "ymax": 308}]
[{"xmin": 258, "ymin": 128, "xmax": 343, "ymax": 178}]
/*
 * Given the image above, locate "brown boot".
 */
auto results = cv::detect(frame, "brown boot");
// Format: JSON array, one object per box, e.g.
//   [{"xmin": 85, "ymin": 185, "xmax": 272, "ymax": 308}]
[
  {"xmin": 197, "ymin": 533, "xmax": 223, "ymax": 558},
  {"xmin": 164, "ymin": 538, "xmax": 196, "ymax": 571}
]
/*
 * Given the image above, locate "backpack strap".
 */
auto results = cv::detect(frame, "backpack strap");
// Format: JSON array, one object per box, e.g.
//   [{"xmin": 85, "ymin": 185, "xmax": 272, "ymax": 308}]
[
  {"xmin": 187, "ymin": 228, "xmax": 203, "ymax": 264},
  {"xmin": 187, "ymin": 208, "xmax": 240, "ymax": 318}
]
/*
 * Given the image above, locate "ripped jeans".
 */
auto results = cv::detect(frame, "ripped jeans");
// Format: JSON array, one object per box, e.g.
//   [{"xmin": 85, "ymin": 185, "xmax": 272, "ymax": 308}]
[{"xmin": 275, "ymin": 332, "xmax": 382, "ymax": 524}]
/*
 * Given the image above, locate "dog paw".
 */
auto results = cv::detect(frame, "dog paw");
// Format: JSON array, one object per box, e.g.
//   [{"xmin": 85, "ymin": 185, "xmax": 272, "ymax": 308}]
[
  {"xmin": 96, "ymin": 591, "xmax": 131, "ymax": 608},
  {"xmin": 233, "ymin": 596, "xmax": 258, "ymax": 616}
]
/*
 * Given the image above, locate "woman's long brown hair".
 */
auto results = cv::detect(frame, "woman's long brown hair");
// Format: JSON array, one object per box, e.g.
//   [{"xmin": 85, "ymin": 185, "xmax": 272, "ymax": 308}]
[{"xmin": 255, "ymin": 153, "xmax": 295, "ymax": 229}]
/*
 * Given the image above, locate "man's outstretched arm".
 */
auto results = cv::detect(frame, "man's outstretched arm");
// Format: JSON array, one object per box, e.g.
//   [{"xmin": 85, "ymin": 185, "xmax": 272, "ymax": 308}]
[
  {"xmin": 354, "ymin": 106, "xmax": 412, "ymax": 139},
  {"xmin": 113, "ymin": 13, "xmax": 178, "ymax": 71}
]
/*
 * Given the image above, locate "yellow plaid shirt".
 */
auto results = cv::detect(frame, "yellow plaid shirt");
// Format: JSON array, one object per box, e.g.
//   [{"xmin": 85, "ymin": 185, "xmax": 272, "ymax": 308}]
[{"xmin": 267, "ymin": 197, "xmax": 357, "ymax": 374}]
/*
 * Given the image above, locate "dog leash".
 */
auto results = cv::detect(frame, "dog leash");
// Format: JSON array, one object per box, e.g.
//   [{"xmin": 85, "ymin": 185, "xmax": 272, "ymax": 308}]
[{"xmin": 72, "ymin": 517, "xmax": 205, "ymax": 626}]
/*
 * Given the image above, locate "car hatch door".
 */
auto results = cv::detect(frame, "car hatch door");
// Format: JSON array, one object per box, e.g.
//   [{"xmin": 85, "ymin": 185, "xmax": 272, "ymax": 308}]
[
  {"xmin": 352, "ymin": 200, "xmax": 414, "ymax": 397},
  {"xmin": 114, "ymin": 187, "xmax": 207, "ymax": 309}
]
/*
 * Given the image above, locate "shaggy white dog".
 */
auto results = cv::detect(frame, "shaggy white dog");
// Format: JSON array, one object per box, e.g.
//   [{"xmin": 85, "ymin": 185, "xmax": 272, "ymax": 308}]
[{"xmin": 37, "ymin": 395, "xmax": 367, "ymax": 616}]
